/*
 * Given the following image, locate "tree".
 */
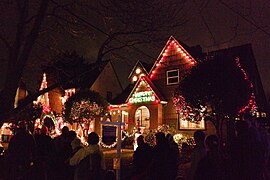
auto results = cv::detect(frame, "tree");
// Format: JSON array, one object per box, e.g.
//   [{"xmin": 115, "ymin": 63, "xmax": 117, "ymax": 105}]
[
  {"xmin": 95, "ymin": 0, "xmax": 188, "ymax": 62},
  {"xmin": 174, "ymin": 54, "xmax": 256, "ymax": 138},
  {"xmin": 0, "ymin": 0, "xmax": 188, "ymax": 124},
  {"xmin": 64, "ymin": 89, "xmax": 108, "ymax": 125}
]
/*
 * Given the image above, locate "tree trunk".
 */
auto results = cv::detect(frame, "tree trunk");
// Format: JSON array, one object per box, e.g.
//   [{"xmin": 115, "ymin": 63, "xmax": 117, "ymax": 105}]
[{"xmin": 0, "ymin": 0, "xmax": 49, "ymax": 123}]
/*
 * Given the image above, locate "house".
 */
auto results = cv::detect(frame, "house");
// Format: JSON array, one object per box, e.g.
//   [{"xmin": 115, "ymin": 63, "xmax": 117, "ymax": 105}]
[
  {"xmin": 43, "ymin": 59, "xmax": 123, "ymax": 115},
  {"xmin": 33, "ymin": 58, "xmax": 123, "ymax": 137},
  {"xmin": 109, "ymin": 36, "xmax": 268, "ymax": 137}
]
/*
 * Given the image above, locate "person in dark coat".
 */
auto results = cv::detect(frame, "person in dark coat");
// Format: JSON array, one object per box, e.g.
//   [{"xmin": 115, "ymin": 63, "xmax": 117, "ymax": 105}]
[
  {"xmin": 35, "ymin": 126, "xmax": 56, "ymax": 179},
  {"xmin": 133, "ymin": 135, "xmax": 153, "ymax": 174},
  {"xmin": 7, "ymin": 124, "xmax": 36, "ymax": 180},
  {"xmin": 54, "ymin": 126, "xmax": 72, "ymax": 179},
  {"xmin": 187, "ymin": 130, "xmax": 206, "ymax": 180},
  {"xmin": 194, "ymin": 135, "xmax": 223, "ymax": 180},
  {"xmin": 150, "ymin": 132, "xmax": 171, "ymax": 180}
]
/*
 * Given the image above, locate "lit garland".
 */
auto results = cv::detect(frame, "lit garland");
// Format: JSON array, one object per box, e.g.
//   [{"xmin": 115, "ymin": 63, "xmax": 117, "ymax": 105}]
[
  {"xmin": 235, "ymin": 57, "xmax": 257, "ymax": 115},
  {"xmin": 99, "ymin": 130, "xmax": 135, "ymax": 149},
  {"xmin": 99, "ymin": 137, "xmax": 118, "ymax": 148}
]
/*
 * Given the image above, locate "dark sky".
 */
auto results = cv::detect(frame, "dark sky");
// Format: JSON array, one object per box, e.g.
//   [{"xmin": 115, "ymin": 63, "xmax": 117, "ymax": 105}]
[
  {"xmin": 110, "ymin": 0, "xmax": 270, "ymax": 101},
  {"xmin": 1, "ymin": 0, "xmax": 269, "ymax": 103}
]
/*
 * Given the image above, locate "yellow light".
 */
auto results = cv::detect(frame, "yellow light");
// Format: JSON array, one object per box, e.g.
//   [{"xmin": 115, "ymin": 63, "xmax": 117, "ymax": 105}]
[
  {"xmin": 135, "ymin": 68, "xmax": 141, "ymax": 74},
  {"xmin": 133, "ymin": 76, "xmax": 138, "ymax": 82}
]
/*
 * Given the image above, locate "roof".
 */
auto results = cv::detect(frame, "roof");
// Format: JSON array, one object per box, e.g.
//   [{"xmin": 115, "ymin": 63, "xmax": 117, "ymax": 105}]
[
  {"xmin": 44, "ymin": 55, "xmax": 111, "ymax": 89},
  {"xmin": 128, "ymin": 60, "xmax": 153, "ymax": 79},
  {"xmin": 110, "ymin": 84, "xmax": 135, "ymax": 104},
  {"xmin": 126, "ymin": 75, "xmax": 165, "ymax": 103},
  {"xmin": 148, "ymin": 35, "xmax": 197, "ymax": 79},
  {"xmin": 111, "ymin": 37, "xmax": 267, "ymax": 112}
]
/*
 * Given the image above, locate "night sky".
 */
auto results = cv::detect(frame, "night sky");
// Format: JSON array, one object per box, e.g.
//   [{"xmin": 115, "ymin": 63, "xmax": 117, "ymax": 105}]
[
  {"xmin": 109, "ymin": 0, "xmax": 270, "ymax": 101},
  {"xmin": 0, "ymin": 0, "xmax": 269, "ymax": 103}
]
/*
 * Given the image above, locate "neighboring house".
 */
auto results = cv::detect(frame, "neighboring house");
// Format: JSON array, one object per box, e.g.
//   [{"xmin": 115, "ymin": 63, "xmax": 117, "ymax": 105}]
[
  {"xmin": 109, "ymin": 36, "xmax": 268, "ymax": 136},
  {"xmin": 42, "ymin": 60, "xmax": 123, "ymax": 115}
]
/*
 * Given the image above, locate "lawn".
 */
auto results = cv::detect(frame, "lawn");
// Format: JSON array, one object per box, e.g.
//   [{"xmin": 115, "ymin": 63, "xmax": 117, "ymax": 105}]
[{"xmin": 103, "ymin": 148, "xmax": 135, "ymax": 180}]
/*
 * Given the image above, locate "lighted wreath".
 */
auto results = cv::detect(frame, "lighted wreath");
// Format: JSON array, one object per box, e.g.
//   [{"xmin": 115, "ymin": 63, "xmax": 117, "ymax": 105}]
[{"xmin": 64, "ymin": 89, "xmax": 109, "ymax": 124}]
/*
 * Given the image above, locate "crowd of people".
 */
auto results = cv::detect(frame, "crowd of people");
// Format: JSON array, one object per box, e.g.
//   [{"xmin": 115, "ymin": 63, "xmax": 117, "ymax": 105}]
[
  {"xmin": 1, "ymin": 117, "xmax": 269, "ymax": 180},
  {"xmin": 2, "ymin": 124, "xmax": 110, "ymax": 180},
  {"xmin": 132, "ymin": 119, "xmax": 270, "ymax": 180}
]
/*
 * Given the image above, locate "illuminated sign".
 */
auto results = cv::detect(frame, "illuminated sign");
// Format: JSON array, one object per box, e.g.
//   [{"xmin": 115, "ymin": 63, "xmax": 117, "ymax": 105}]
[{"xmin": 129, "ymin": 91, "xmax": 155, "ymax": 104}]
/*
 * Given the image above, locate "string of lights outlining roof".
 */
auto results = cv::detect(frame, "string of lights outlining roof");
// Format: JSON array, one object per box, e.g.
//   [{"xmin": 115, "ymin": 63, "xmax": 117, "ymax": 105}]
[{"xmin": 149, "ymin": 35, "xmax": 197, "ymax": 79}]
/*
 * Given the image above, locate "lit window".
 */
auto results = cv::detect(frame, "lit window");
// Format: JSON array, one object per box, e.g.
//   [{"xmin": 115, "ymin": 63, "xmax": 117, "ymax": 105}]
[
  {"xmin": 136, "ymin": 68, "xmax": 141, "ymax": 74},
  {"xmin": 133, "ymin": 76, "xmax": 138, "ymax": 82},
  {"xmin": 167, "ymin": 69, "xmax": 179, "ymax": 85},
  {"xmin": 179, "ymin": 117, "xmax": 205, "ymax": 130}
]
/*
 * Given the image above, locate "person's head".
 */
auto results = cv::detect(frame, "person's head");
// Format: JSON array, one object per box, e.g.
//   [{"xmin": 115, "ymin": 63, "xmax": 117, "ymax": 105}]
[
  {"xmin": 155, "ymin": 132, "xmax": 166, "ymax": 145},
  {"xmin": 166, "ymin": 133, "xmax": 173, "ymax": 142},
  {"xmin": 194, "ymin": 130, "xmax": 205, "ymax": 144},
  {"xmin": 61, "ymin": 126, "xmax": 69, "ymax": 135},
  {"xmin": 137, "ymin": 135, "xmax": 144, "ymax": 146},
  {"xmin": 205, "ymin": 135, "xmax": 219, "ymax": 151},
  {"xmin": 68, "ymin": 130, "xmax": 77, "ymax": 140},
  {"xmin": 87, "ymin": 132, "xmax": 99, "ymax": 145}
]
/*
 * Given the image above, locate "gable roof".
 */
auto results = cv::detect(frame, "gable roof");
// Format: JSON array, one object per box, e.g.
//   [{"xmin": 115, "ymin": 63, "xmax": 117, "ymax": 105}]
[
  {"xmin": 128, "ymin": 60, "xmax": 153, "ymax": 79},
  {"xmin": 148, "ymin": 35, "xmax": 197, "ymax": 79},
  {"xmin": 126, "ymin": 75, "xmax": 165, "ymax": 104}
]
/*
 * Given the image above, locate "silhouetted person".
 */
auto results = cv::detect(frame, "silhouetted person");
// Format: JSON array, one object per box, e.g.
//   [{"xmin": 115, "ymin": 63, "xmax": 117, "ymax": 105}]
[
  {"xmin": 7, "ymin": 123, "xmax": 36, "ymax": 180},
  {"xmin": 166, "ymin": 133, "xmax": 179, "ymax": 180},
  {"xmin": 187, "ymin": 130, "xmax": 206, "ymax": 180},
  {"xmin": 69, "ymin": 132, "xmax": 105, "ymax": 180},
  {"xmin": 230, "ymin": 120, "xmax": 265, "ymax": 180},
  {"xmin": 34, "ymin": 126, "xmax": 56, "ymax": 180},
  {"xmin": 54, "ymin": 126, "xmax": 72, "ymax": 179},
  {"xmin": 195, "ymin": 135, "xmax": 223, "ymax": 180},
  {"xmin": 71, "ymin": 137, "xmax": 83, "ymax": 156},
  {"xmin": 133, "ymin": 135, "xmax": 153, "ymax": 175},
  {"xmin": 150, "ymin": 132, "xmax": 170, "ymax": 180}
]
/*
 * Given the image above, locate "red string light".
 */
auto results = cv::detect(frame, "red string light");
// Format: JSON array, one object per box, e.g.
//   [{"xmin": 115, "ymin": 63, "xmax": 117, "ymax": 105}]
[{"xmin": 235, "ymin": 57, "xmax": 257, "ymax": 114}]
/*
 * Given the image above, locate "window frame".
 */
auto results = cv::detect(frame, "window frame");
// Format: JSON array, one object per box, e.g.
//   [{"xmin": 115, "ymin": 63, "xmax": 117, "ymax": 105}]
[{"xmin": 166, "ymin": 69, "xmax": 179, "ymax": 85}]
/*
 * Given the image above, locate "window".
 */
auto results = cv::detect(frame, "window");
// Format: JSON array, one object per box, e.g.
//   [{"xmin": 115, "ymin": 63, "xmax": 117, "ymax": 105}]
[
  {"xmin": 167, "ymin": 69, "xmax": 179, "ymax": 85},
  {"xmin": 178, "ymin": 116, "xmax": 205, "ymax": 130}
]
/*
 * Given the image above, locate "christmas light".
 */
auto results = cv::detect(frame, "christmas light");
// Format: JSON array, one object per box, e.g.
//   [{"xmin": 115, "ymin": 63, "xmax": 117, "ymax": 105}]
[
  {"xmin": 235, "ymin": 57, "xmax": 257, "ymax": 115},
  {"xmin": 127, "ymin": 78, "xmax": 160, "ymax": 104},
  {"xmin": 149, "ymin": 36, "xmax": 197, "ymax": 80}
]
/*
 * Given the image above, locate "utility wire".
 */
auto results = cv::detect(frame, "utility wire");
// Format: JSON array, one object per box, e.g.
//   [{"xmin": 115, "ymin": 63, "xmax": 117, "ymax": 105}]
[
  {"xmin": 49, "ymin": 0, "xmax": 155, "ymax": 59},
  {"xmin": 219, "ymin": 0, "xmax": 270, "ymax": 37}
]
